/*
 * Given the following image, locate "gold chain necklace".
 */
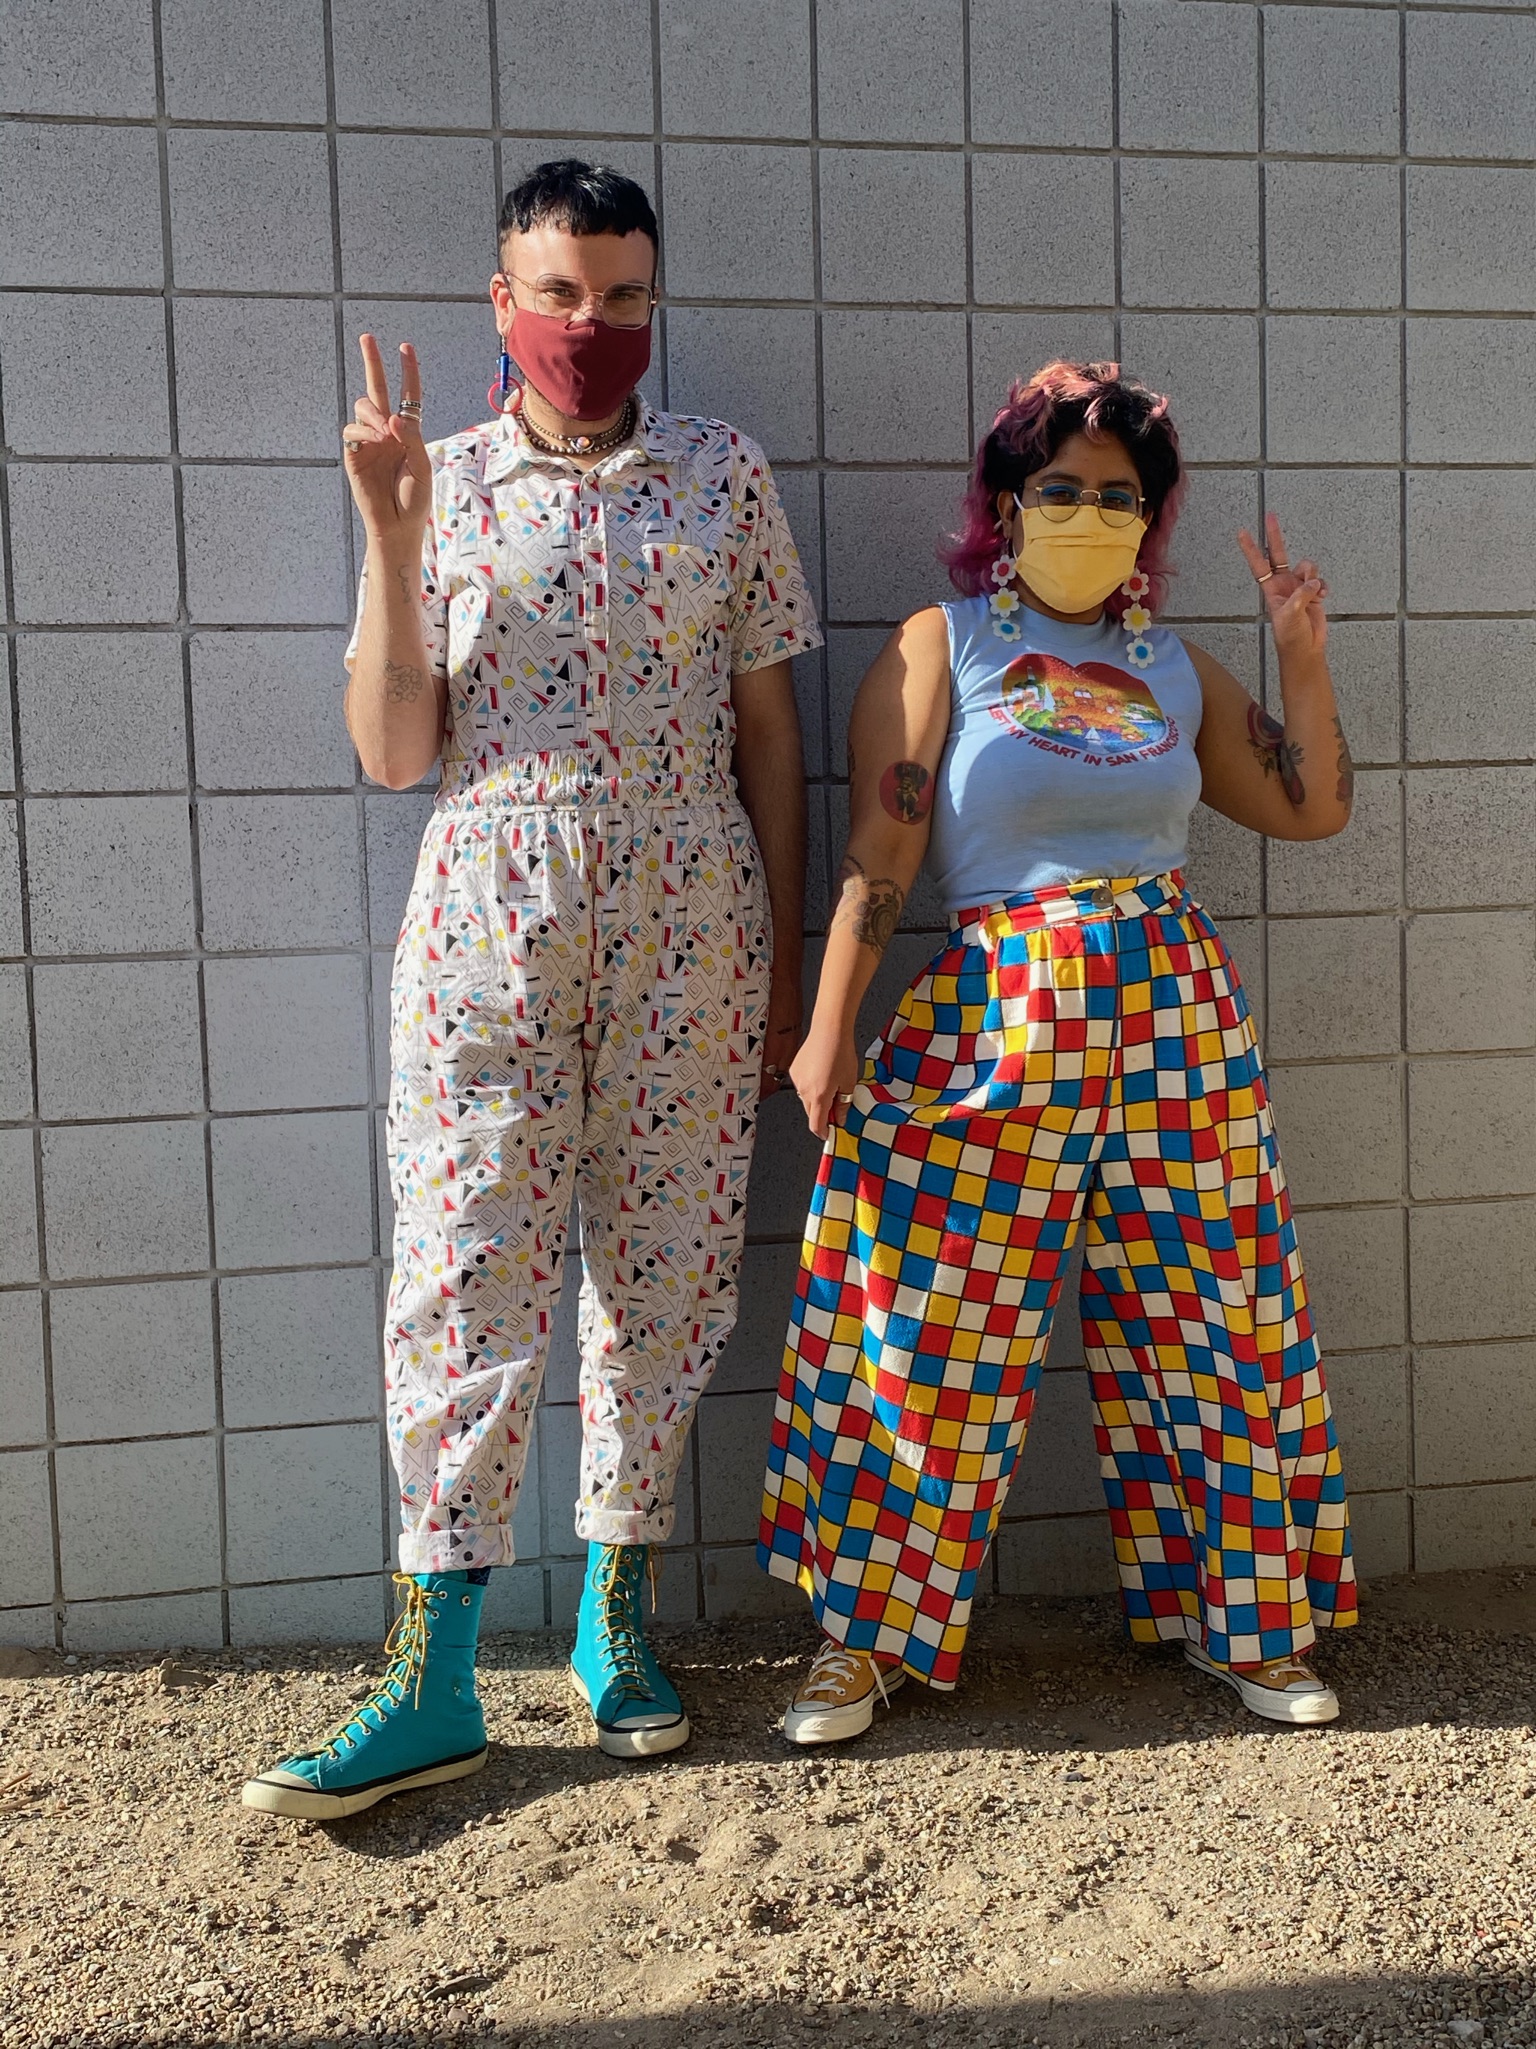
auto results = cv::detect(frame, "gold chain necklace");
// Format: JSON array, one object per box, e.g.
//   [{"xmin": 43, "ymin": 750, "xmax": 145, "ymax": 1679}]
[{"xmin": 521, "ymin": 394, "xmax": 638, "ymax": 457}]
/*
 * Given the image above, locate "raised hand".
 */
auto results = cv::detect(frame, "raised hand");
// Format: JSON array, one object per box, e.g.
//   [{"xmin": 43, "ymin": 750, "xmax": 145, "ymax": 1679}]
[
  {"xmin": 1237, "ymin": 511, "xmax": 1328, "ymax": 665},
  {"xmin": 342, "ymin": 336, "xmax": 432, "ymax": 543}
]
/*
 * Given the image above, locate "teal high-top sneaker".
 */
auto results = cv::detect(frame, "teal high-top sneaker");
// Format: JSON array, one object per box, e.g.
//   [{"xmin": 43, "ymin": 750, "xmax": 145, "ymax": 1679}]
[
  {"xmin": 241, "ymin": 1572, "xmax": 488, "ymax": 1819},
  {"xmin": 569, "ymin": 1543, "xmax": 689, "ymax": 1759}
]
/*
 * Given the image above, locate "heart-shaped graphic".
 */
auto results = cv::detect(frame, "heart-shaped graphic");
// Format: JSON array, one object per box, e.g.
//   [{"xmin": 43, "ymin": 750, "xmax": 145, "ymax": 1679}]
[{"xmin": 990, "ymin": 649, "xmax": 1169, "ymax": 756}]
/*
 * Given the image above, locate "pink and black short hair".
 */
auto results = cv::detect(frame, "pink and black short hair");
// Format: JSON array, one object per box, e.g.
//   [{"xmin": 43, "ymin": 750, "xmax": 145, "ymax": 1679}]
[{"xmin": 942, "ymin": 361, "xmax": 1185, "ymax": 617}]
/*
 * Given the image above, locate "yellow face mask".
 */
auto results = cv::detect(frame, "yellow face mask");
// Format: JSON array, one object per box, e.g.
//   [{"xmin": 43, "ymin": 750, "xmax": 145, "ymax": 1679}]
[{"xmin": 1013, "ymin": 503, "xmax": 1149, "ymax": 616}]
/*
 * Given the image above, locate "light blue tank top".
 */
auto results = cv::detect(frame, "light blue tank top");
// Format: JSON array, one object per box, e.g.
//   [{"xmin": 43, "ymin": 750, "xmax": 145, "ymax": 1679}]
[{"xmin": 925, "ymin": 595, "xmax": 1206, "ymax": 912}]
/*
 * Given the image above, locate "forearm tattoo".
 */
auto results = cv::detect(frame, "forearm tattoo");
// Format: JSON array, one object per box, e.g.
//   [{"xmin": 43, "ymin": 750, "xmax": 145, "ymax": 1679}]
[
  {"xmin": 1333, "ymin": 713, "xmax": 1355, "ymax": 804},
  {"xmin": 395, "ymin": 564, "xmax": 413, "ymax": 603},
  {"xmin": 832, "ymin": 853, "xmax": 904, "ymax": 957},
  {"xmin": 1247, "ymin": 701, "xmax": 1306, "ymax": 807},
  {"xmin": 383, "ymin": 658, "xmax": 426, "ymax": 704},
  {"xmin": 879, "ymin": 759, "xmax": 934, "ymax": 824}
]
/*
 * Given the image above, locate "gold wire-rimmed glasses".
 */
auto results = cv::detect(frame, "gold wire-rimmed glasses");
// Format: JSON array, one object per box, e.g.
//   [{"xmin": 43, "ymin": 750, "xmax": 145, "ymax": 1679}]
[
  {"xmin": 1019, "ymin": 482, "xmax": 1146, "ymax": 529},
  {"xmin": 499, "ymin": 271, "xmax": 657, "ymax": 329}
]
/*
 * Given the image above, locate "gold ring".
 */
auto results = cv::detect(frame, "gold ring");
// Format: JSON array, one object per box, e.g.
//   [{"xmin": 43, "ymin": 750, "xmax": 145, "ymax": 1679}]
[{"xmin": 1255, "ymin": 569, "xmax": 1275, "ymax": 584}]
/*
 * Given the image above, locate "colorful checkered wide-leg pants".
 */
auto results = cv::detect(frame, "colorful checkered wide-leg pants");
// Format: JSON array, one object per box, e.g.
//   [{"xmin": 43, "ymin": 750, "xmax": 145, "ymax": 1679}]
[{"xmin": 758, "ymin": 872, "xmax": 1356, "ymax": 1687}]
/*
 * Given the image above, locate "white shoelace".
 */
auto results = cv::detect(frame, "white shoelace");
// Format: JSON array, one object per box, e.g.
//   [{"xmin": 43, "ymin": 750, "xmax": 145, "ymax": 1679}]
[{"xmin": 802, "ymin": 1639, "xmax": 894, "ymax": 1707}]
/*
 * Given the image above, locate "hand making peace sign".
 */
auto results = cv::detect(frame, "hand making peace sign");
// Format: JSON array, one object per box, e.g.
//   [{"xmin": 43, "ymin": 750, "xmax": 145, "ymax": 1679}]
[
  {"xmin": 341, "ymin": 335, "xmax": 432, "ymax": 543},
  {"xmin": 1237, "ymin": 511, "xmax": 1329, "ymax": 666}
]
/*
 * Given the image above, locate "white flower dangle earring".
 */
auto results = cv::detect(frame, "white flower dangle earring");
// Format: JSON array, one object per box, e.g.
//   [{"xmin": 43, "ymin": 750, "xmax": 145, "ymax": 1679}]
[
  {"xmin": 989, "ymin": 523, "xmax": 1023, "ymax": 642},
  {"xmin": 1121, "ymin": 569, "xmax": 1155, "ymax": 669}
]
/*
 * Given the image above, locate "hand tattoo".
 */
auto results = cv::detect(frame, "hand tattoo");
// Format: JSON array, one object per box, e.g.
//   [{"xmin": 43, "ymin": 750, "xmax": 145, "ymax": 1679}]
[
  {"xmin": 1333, "ymin": 713, "xmax": 1355, "ymax": 805},
  {"xmin": 383, "ymin": 658, "xmax": 425, "ymax": 704},
  {"xmin": 832, "ymin": 853, "xmax": 904, "ymax": 957},
  {"xmin": 879, "ymin": 759, "xmax": 934, "ymax": 824},
  {"xmin": 1247, "ymin": 701, "xmax": 1306, "ymax": 807}
]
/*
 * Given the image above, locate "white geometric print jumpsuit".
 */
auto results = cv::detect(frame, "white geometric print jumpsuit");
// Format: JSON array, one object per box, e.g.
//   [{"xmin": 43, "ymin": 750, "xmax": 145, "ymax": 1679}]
[{"xmin": 348, "ymin": 405, "xmax": 821, "ymax": 1573}]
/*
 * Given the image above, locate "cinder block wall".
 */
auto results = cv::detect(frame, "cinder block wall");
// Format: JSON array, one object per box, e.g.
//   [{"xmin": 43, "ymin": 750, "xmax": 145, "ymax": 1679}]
[{"xmin": 2, "ymin": 0, "xmax": 1533, "ymax": 1654}]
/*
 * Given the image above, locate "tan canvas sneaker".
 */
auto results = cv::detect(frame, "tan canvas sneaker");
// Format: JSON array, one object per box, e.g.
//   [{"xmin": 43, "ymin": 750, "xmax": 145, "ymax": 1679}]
[
  {"xmin": 1185, "ymin": 1641, "xmax": 1340, "ymax": 1725},
  {"xmin": 783, "ymin": 1637, "xmax": 907, "ymax": 1746}
]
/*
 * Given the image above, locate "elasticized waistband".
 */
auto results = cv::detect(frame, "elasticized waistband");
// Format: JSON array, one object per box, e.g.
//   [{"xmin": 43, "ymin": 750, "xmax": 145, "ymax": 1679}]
[
  {"xmin": 950, "ymin": 871, "xmax": 1192, "ymax": 946},
  {"xmin": 435, "ymin": 744, "xmax": 735, "ymax": 811}
]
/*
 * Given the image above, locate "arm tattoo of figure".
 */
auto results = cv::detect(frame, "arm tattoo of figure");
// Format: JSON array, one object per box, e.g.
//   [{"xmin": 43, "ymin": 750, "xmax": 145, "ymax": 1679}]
[
  {"xmin": 383, "ymin": 658, "xmax": 425, "ymax": 704},
  {"xmin": 832, "ymin": 852, "xmax": 904, "ymax": 957},
  {"xmin": 1247, "ymin": 701, "xmax": 1306, "ymax": 807},
  {"xmin": 1333, "ymin": 713, "xmax": 1355, "ymax": 805},
  {"xmin": 395, "ymin": 564, "xmax": 413, "ymax": 604},
  {"xmin": 878, "ymin": 759, "xmax": 934, "ymax": 824}
]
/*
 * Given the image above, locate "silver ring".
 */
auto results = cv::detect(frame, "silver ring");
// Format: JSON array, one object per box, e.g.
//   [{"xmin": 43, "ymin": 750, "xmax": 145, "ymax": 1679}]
[
  {"xmin": 398, "ymin": 400, "xmax": 423, "ymax": 417},
  {"xmin": 835, "ymin": 1092, "xmax": 856, "ymax": 1104}
]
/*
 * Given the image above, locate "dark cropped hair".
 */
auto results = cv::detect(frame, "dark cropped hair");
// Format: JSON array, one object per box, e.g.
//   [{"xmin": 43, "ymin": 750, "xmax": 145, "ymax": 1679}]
[
  {"xmin": 942, "ymin": 361, "xmax": 1186, "ymax": 617},
  {"xmin": 498, "ymin": 158, "xmax": 659, "ymax": 257}
]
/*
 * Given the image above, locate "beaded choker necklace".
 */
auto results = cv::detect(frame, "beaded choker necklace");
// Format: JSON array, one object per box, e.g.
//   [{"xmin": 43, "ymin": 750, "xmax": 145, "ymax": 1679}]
[{"xmin": 521, "ymin": 394, "xmax": 639, "ymax": 457}]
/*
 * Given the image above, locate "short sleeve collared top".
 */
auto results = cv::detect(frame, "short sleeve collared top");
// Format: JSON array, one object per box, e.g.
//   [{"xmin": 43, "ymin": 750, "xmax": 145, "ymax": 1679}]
[{"xmin": 349, "ymin": 402, "xmax": 822, "ymax": 807}]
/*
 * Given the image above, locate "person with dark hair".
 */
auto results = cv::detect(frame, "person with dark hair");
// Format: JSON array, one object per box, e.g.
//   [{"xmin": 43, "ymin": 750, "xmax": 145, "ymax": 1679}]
[
  {"xmin": 758, "ymin": 361, "xmax": 1357, "ymax": 1745},
  {"xmin": 243, "ymin": 158, "xmax": 820, "ymax": 1818}
]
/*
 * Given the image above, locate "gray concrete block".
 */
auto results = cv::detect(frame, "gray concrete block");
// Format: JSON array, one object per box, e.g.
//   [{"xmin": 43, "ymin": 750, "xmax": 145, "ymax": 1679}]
[
  {"xmin": 173, "ymin": 297, "xmax": 339, "ymax": 462},
  {"xmin": 819, "ymin": 149, "xmax": 966, "ymax": 304},
  {"xmin": 17, "ymin": 633, "xmax": 186, "ymax": 793},
  {"xmin": 192, "ymin": 631, "xmax": 355, "ymax": 791},
  {"xmin": 1409, "ymin": 1055, "xmax": 1536, "ymax": 1203},
  {"xmin": 0, "ymin": 1606, "xmax": 55, "ymax": 1649},
  {"xmin": 50, "ymin": 1280, "xmax": 215, "ymax": 1444},
  {"xmin": 794, "ymin": 648, "xmax": 828, "ymax": 778},
  {"xmin": 8, "ymin": 463, "xmax": 178, "ymax": 626},
  {"xmin": 2, "ymin": 0, "xmax": 156, "ymax": 113},
  {"xmin": 1266, "ymin": 1062, "xmax": 1402, "ymax": 1209},
  {"xmin": 660, "ymin": 0, "xmax": 812, "ymax": 137},
  {"xmin": 970, "ymin": 0, "xmax": 1113, "ymax": 146},
  {"xmin": 0, "ymin": 703, "xmax": 11, "ymax": 792},
  {"xmin": 499, "ymin": 0, "xmax": 653, "ymax": 132},
  {"xmin": 0, "ymin": 293, "xmax": 169, "ymax": 458},
  {"xmin": 206, "ymin": 954, "xmax": 369, "ymax": 1113},
  {"xmin": 1119, "ymin": 0, "xmax": 1257, "ymax": 152},
  {"xmin": 0, "ymin": 1451, "xmax": 51, "ymax": 1607},
  {"xmin": 364, "ymin": 789, "xmax": 434, "ymax": 944},
  {"xmin": 55, "ymin": 1435, "xmax": 218, "ymax": 1599},
  {"xmin": 711, "ymin": 1241, "xmax": 801, "ymax": 1396},
  {"xmin": 744, "ymin": 1087, "xmax": 829, "ymax": 1237},
  {"xmin": 1346, "ymin": 1489, "xmax": 1411, "ymax": 1579},
  {"xmin": 344, "ymin": 299, "xmax": 496, "ymax": 452},
  {"xmin": 0, "ymin": 967, "xmax": 27, "ymax": 1121},
  {"xmin": 1406, "ymin": 12, "xmax": 1536, "ymax": 160},
  {"xmin": 1405, "ymin": 768, "xmax": 1536, "ymax": 912},
  {"xmin": 1119, "ymin": 315, "xmax": 1260, "ymax": 465},
  {"xmin": 42, "ymin": 1121, "xmax": 209, "ymax": 1281},
  {"xmin": 1161, "ymin": 469, "xmax": 1260, "ymax": 621},
  {"xmin": 1265, "ymin": 317, "xmax": 1401, "ymax": 466},
  {"xmin": 1414, "ymin": 1341, "xmax": 1536, "ymax": 1488},
  {"xmin": 1415, "ymin": 1480, "xmax": 1536, "ymax": 1575},
  {"xmin": 1267, "ymin": 769, "xmax": 1401, "ymax": 916},
  {"xmin": 972, "ymin": 155, "xmax": 1115, "ymax": 310},
  {"xmin": 1121, "ymin": 159, "xmax": 1259, "ymax": 312},
  {"xmin": 1012, "ymin": 1367, "xmax": 1103, "ymax": 1518},
  {"xmin": 1263, "ymin": 470, "xmax": 1399, "ymax": 617},
  {"xmin": 199, "ymin": 794, "xmax": 363, "ymax": 951},
  {"xmin": 161, "ymin": 0, "xmax": 328, "ymax": 121},
  {"xmin": 0, "ymin": 122, "xmax": 162, "ymax": 288},
  {"xmin": 825, "ymin": 626, "xmax": 889, "ymax": 776},
  {"xmin": 1266, "ymin": 916, "xmax": 1400, "ymax": 1062},
  {"xmin": 822, "ymin": 310, "xmax": 968, "ymax": 464},
  {"xmin": 1408, "ymin": 473, "xmax": 1536, "ymax": 617},
  {"xmin": 183, "ymin": 466, "xmax": 348, "ymax": 627},
  {"xmin": 1405, "ymin": 912, "xmax": 1536, "ymax": 1056},
  {"xmin": 774, "ymin": 468, "xmax": 824, "ymax": 614},
  {"xmin": 1408, "ymin": 168, "xmax": 1536, "ymax": 315},
  {"xmin": 1294, "ymin": 1204, "xmax": 1404, "ymax": 1353},
  {"xmin": 1406, "ymin": 319, "xmax": 1536, "ymax": 465},
  {"xmin": 1324, "ymin": 621, "xmax": 1401, "ymax": 768},
  {"xmin": 971, "ymin": 314, "xmax": 1118, "ymax": 433},
  {"xmin": 666, "ymin": 307, "xmax": 817, "ymax": 462},
  {"xmin": 229, "ymin": 1574, "xmax": 388, "ymax": 1647},
  {"xmin": 0, "ymin": 1130, "xmax": 39, "ymax": 1285},
  {"xmin": 63, "ymin": 1590, "xmax": 225, "ymax": 1654},
  {"xmin": 210, "ymin": 1110, "xmax": 375, "ymax": 1268},
  {"xmin": 331, "ymin": 0, "xmax": 491, "ymax": 126},
  {"xmin": 25, "ymin": 795, "xmax": 195, "ymax": 955},
  {"xmin": 0, "ymin": 805, "xmax": 19, "ymax": 956},
  {"xmin": 33, "ymin": 962, "xmax": 202, "ymax": 1120},
  {"xmin": 220, "ymin": 1267, "xmax": 381, "ymax": 1430},
  {"xmin": 479, "ymin": 1564, "xmax": 547, "ymax": 1634},
  {"xmin": 537, "ymin": 1403, "xmax": 584, "ymax": 1557},
  {"xmin": 995, "ymin": 1513, "xmax": 1119, "ymax": 1598},
  {"xmin": 337, "ymin": 133, "xmax": 494, "ymax": 297},
  {"xmin": 817, "ymin": 0, "xmax": 963, "ymax": 142},
  {"xmin": 0, "ymin": 1292, "xmax": 46, "ymax": 1447},
  {"xmin": 1185, "ymin": 802, "xmax": 1262, "ymax": 920},
  {"xmin": 823, "ymin": 469, "xmax": 960, "ymax": 623},
  {"xmin": 225, "ymin": 1420, "xmax": 383, "ymax": 1585},
  {"xmin": 695, "ymin": 1389, "xmax": 774, "ymax": 1544},
  {"xmin": 702, "ymin": 1544, "xmax": 804, "ymax": 1620},
  {"xmin": 168, "ymin": 130, "xmax": 333, "ymax": 293},
  {"xmin": 664, "ymin": 146, "xmax": 815, "ymax": 301},
  {"xmin": 1262, "ymin": 4, "xmax": 1400, "ymax": 156},
  {"xmin": 1410, "ymin": 1199, "xmax": 1536, "ymax": 1346},
  {"xmin": 1321, "ymin": 1350, "xmax": 1407, "ymax": 1496},
  {"xmin": 1266, "ymin": 164, "xmax": 1399, "ymax": 312}
]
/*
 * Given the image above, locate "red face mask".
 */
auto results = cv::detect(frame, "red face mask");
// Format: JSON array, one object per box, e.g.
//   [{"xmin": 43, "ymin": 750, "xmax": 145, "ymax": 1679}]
[{"xmin": 509, "ymin": 306, "xmax": 651, "ymax": 422}]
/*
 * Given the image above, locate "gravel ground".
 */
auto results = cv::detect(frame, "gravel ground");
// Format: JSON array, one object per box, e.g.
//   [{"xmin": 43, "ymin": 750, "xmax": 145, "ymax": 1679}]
[{"xmin": 3, "ymin": 1570, "xmax": 1535, "ymax": 2049}]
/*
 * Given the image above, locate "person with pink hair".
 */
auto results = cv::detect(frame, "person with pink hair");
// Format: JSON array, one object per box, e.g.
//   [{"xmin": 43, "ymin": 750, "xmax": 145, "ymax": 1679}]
[{"xmin": 759, "ymin": 361, "xmax": 1358, "ymax": 1745}]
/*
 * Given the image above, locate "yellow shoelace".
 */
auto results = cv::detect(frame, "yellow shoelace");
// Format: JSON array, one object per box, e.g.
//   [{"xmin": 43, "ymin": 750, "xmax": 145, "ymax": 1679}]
[{"xmin": 319, "ymin": 1573, "xmax": 432, "ymax": 1755}]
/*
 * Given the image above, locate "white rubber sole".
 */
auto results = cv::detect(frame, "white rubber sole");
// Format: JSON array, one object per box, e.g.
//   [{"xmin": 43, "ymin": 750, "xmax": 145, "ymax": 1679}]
[
  {"xmin": 240, "ymin": 1745, "xmax": 488, "ymax": 1820},
  {"xmin": 568, "ymin": 1664, "xmax": 691, "ymax": 1759},
  {"xmin": 783, "ymin": 1669, "xmax": 907, "ymax": 1747},
  {"xmin": 1184, "ymin": 1645, "xmax": 1339, "ymax": 1725}
]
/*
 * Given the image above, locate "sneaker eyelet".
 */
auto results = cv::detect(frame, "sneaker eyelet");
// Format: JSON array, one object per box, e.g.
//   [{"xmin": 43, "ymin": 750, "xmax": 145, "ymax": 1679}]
[{"xmin": 461, "ymin": 1594, "xmax": 472, "ymax": 1606}]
